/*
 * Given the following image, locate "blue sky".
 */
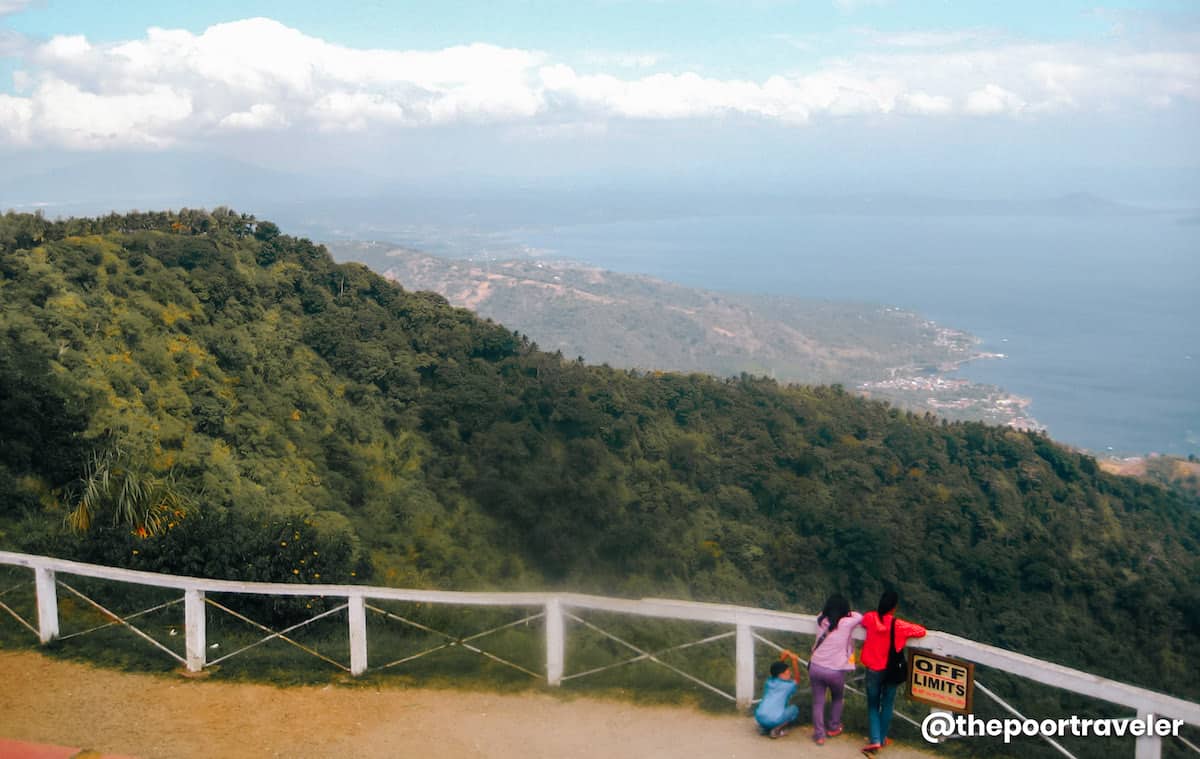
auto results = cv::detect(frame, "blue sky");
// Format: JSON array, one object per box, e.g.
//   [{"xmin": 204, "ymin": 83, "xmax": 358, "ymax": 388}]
[
  {"xmin": 1, "ymin": 0, "xmax": 1198, "ymax": 204},
  {"xmin": 6, "ymin": 1, "xmax": 1197, "ymax": 76},
  {"xmin": 5, "ymin": 1, "xmax": 1192, "ymax": 46}
]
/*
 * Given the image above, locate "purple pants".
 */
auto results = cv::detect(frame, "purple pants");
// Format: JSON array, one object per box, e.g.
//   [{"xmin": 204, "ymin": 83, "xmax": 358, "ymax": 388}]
[{"xmin": 809, "ymin": 662, "xmax": 847, "ymax": 739}]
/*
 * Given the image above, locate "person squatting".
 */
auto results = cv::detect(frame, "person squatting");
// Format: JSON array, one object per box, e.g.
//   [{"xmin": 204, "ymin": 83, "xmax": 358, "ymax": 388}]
[{"xmin": 752, "ymin": 590, "xmax": 926, "ymax": 753}]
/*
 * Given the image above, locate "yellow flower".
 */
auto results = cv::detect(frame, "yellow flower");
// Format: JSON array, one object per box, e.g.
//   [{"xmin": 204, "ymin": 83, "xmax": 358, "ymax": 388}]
[
  {"xmin": 292, "ymin": 569, "xmax": 299, "ymax": 575},
  {"xmin": 280, "ymin": 541, "xmax": 287, "ymax": 547}
]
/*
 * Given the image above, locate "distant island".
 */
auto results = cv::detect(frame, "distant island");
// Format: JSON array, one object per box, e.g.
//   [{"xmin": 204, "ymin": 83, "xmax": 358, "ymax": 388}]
[{"xmin": 329, "ymin": 242, "xmax": 1042, "ymax": 431}]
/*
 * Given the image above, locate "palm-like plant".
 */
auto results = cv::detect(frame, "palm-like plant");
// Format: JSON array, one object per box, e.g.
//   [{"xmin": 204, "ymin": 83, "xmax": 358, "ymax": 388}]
[{"xmin": 67, "ymin": 448, "xmax": 191, "ymax": 536}]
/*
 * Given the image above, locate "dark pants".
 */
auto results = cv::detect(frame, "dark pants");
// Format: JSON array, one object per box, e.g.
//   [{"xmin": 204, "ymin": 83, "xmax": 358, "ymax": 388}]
[{"xmin": 865, "ymin": 668, "xmax": 898, "ymax": 744}]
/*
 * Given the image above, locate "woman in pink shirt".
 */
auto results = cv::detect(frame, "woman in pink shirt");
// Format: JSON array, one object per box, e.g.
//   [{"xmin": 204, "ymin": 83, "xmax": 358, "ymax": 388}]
[
  {"xmin": 859, "ymin": 590, "xmax": 926, "ymax": 753},
  {"xmin": 809, "ymin": 594, "xmax": 863, "ymax": 745}
]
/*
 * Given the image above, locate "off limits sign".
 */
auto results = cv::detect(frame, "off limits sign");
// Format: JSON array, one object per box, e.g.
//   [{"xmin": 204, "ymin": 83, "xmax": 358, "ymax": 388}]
[{"xmin": 909, "ymin": 651, "xmax": 975, "ymax": 713}]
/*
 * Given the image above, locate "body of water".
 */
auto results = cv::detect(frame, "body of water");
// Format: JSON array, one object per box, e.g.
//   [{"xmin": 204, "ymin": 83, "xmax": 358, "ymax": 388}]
[{"xmin": 515, "ymin": 214, "xmax": 1199, "ymax": 457}]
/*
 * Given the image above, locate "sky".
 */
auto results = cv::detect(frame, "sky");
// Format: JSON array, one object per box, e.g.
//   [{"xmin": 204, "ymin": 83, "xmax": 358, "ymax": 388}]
[{"xmin": 0, "ymin": 0, "xmax": 1198, "ymax": 204}]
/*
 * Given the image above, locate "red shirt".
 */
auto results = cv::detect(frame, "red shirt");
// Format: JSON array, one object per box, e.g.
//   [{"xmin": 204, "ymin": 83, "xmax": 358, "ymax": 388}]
[{"xmin": 860, "ymin": 611, "xmax": 927, "ymax": 671}]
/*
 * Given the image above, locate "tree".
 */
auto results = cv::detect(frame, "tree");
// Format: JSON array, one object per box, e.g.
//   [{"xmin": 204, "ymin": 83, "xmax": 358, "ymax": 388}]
[{"xmin": 66, "ymin": 449, "xmax": 191, "ymax": 536}]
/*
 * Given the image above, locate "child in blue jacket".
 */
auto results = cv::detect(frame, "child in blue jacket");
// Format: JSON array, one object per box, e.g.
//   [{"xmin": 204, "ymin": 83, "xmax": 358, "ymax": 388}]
[{"xmin": 754, "ymin": 651, "xmax": 802, "ymax": 738}]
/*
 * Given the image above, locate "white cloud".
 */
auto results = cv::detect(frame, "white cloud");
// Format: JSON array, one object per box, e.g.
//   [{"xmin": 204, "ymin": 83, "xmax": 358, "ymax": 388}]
[
  {"xmin": 30, "ymin": 78, "xmax": 192, "ymax": 148},
  {"xmin": 40, "ymin": 34, "xmax": 91, "ymax": 60},
  {"xmin": 218, "ymin": 103, "xmax": 288, "ymax": 131},
  {"xmin": 312, "ymin": 92, "xmax": 410, "ymax": 131},
  {"xmin": 899, "ymin": 90, "xmax": 954, "ymax": 115},
  {"xmin": 0, "ymin": 0, "xmax": 35, "ymax": 16},
  {"xmin": 0, "ymin": 16, "xmax": 1196, "ymax": 149},
  {"xmin": 965, "ymin": 84, "xmax": 1025, "ymax": 115},
  {"xmin": 0, "ymin": 94, "xmax": 33, "ymax": 143}
]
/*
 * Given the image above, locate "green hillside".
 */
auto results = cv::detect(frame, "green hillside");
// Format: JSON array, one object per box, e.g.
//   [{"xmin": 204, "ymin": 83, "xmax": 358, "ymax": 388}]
[
  {"xmin": 333, "ymin": 243, "xmax": 1037, "ymax": 428},
  {"xmin": 1, "ymin": 209, "xmax": 1198, "ymax": 704}
]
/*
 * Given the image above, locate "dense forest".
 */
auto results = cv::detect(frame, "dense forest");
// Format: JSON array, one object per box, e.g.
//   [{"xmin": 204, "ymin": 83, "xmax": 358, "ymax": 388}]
[{"xmin": 1, "ymin": 209, "xmax": 1197, "ymax": 705}]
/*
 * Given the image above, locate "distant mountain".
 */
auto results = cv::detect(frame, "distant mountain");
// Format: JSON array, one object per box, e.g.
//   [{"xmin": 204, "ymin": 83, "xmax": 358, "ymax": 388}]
[
  {"xmin": 1, "ymin": 152, "xmax": 1160, "ymax": 233},
  {"xmin": 331, "ymin": 242, "xmax": 981, "ymax": 386},
  {"xmin": 0, "ymin": 152, "xmax": 384, "ymax": 214},
  {"xmin": 331, "ymin": 243, "xmax": 1038, "ymax": 427},
  {"xmin": 292, "ymin": 188, "xmax": 1160, "ymax": 232},
  {"xmin": 779, "ymin": 191, "xmax": 1154, "ymax": 218}
]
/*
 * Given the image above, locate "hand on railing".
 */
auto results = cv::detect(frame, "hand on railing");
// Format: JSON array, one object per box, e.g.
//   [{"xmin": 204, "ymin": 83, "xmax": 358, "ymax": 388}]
[{"xmin": 779, "ymin": 649, "xmax": 804, "ymax": 682}]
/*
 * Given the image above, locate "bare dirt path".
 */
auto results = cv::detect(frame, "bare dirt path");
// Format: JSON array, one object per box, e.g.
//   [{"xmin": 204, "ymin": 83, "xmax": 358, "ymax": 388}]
[{"xmin": 0, "ymin": 651, "xmax": 937, "ymax": 759}]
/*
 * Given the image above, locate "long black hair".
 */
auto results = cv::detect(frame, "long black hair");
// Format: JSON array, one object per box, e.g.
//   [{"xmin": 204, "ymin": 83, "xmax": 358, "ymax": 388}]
[
  {"xmin": 818, "ymin": 594, "xmax": 851, "ymax": 631},
  {"xmin": 877, "ymin": 590, "xmax": 899, "ymax": 617}
]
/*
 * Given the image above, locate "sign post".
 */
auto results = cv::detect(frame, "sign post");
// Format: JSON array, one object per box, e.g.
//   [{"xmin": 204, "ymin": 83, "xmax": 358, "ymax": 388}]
[{"xmin": 909, "ymin": 650, "xmax": 975, "ymax": 713}]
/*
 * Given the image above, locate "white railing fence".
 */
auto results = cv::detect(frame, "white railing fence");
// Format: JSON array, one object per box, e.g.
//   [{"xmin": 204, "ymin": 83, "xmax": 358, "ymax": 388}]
[{"xmin": 1, "ymin": 550, "xmax": 1198, "ymax": 759}]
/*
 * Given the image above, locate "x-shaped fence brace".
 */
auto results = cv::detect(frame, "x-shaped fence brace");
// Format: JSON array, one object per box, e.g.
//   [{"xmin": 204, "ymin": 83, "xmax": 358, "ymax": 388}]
[
  {"xmin": 56, "ymin": 580, "xmax": 185, "ymax": 666},
  {"xmin": 563, "ymin": 611, "xmax": 736, "ymax": 702},
  {"xmin": 973, "ymin": 680, "xmax": 1200, "ymax": 759},
  {"xmin": 366, "ymin": 603, "xmax": 543, "ymax": 678},
  {"xmin": 57, "ymin": 597, "xmax": 182, "ymax": 642},
  {"xmin": 973, "ymin": 679, "xmax": 1078, "ymax": 759},
  {"xmin": 0, "ymin": 581, "xmax": 37, "ymax": 637},
  {"xmin": 204, "ymin": 596, "xmax": 350, "ymax": 671}
]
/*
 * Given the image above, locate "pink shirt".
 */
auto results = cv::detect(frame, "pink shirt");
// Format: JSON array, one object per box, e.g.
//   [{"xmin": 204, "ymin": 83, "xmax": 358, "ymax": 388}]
[{"xmin": 810, "ymin": 611, "xmax": 863, "ymax": 671}]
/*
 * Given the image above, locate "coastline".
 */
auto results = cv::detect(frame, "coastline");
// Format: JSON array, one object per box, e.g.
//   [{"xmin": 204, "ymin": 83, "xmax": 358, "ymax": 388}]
[{"xmin": 858, "ymin": 330, "xmax": 1045, "ymax": 432}]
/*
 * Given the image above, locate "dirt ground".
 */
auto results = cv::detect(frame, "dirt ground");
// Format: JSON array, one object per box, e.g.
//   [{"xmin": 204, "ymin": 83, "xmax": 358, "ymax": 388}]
[{"xmin": 0, "ymin": 650, "xmax": 937, "ymax": 759}]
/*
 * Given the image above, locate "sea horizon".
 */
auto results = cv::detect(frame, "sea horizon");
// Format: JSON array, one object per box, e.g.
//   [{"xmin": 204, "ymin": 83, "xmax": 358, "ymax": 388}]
[{"xmin": 498, "ymin": 212, "xmax": 1199, "ymax": 458}]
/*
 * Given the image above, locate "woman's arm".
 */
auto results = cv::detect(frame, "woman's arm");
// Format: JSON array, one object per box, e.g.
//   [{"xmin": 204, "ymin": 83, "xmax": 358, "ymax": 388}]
[{"xmin": 898, "ymin": 619, "xmax": 927, "ymax": 640}]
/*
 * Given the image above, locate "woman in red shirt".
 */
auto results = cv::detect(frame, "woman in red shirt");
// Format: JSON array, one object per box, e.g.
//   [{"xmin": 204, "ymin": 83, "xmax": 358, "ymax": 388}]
[{"xmin": 859, "ymin": 590, "xmax": 926, "ymax": 753}]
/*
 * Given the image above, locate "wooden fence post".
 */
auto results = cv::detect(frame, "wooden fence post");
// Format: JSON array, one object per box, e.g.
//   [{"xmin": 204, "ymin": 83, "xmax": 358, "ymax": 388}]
[
  {"xmin": 34, "ymin": 566, "xmax": 58, "ymax": 643},
  {"xmin": 736, "ymin": 622, "xmax": 754, "ymax": 710},
  {"xmin": 184, "ymin": 588, "xmax": 206, "ymax": 672},
  {"xmin": 546, "ymin": 597, "xmax": 564, "ymax": 686},
  {"xmin": 1134, "ymin": 710, "xmax": 1161, "ymax": 759},
  {"xmin": 349, "ymin": 594, "xmax": 367, "ymax": 676}
]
